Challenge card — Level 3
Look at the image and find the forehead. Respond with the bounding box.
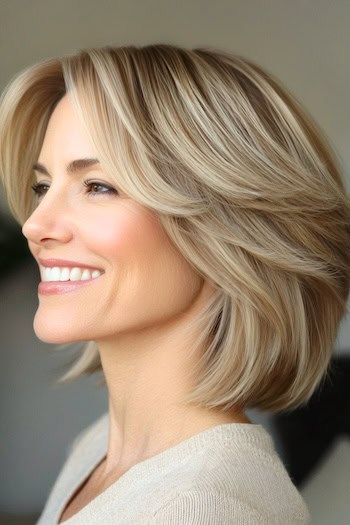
[47,94,77,129]
[39,94,98,161]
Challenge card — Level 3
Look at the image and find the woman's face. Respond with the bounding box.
[22,94,206,344]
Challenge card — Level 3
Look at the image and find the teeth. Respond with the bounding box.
[41,266,102,282]
[51,267,61,281]
[81,269,91,280]
[60,268,70,281]
[70,268,83,281]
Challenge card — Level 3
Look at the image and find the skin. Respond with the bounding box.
[22,95,251,513]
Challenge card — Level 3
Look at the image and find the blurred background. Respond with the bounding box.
[1,1,349,524]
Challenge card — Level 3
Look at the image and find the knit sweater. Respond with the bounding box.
[36,412,311,524]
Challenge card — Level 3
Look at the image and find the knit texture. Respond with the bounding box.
[36,412,311,524]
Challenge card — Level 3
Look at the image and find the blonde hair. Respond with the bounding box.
[1,44,349,413]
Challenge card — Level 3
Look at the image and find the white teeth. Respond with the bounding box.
[41,266,102,282]
[51,267,61,281]
[70,268,83,281]
[60,268,70,281]
[81,269,91,280]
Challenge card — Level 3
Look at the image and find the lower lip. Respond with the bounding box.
[38,276,102,295]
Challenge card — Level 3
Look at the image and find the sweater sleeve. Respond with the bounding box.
[141,490,311,525]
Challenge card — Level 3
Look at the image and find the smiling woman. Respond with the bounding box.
[0,44,349,524]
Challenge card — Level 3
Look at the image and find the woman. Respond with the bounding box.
[1,44,349,524]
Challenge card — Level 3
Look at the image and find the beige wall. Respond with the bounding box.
[1,1,349,522]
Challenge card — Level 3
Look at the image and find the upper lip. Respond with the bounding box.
[38,258,104,272]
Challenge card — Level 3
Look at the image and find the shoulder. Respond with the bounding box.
[144,489,311,524]
[197,425,311,523]
[143,424,311,524]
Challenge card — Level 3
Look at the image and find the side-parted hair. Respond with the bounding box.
[1,44,349,413]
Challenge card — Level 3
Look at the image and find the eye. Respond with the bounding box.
[31,182,49,198]
[30,180,118,199]
[83,180,118,196]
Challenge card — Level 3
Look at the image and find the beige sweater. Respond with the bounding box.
[36,412,311,524]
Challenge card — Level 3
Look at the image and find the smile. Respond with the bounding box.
[40,266,103,282]
[38,271,103,295]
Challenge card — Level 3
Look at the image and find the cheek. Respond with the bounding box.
[84,205,167,262]
[84,204,202,310]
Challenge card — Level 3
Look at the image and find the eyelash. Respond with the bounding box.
[31,180,118,198]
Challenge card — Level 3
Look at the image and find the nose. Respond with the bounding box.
[22,193,73,247]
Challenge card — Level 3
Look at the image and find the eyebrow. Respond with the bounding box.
[32,158,100,176]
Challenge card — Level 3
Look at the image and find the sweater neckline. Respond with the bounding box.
[56,417,272,524]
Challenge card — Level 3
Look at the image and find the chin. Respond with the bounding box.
[33,308,90,344]
[34,330,75,345]
[33,316,82,345]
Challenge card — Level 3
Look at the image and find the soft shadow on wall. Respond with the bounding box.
[0,212,31,276]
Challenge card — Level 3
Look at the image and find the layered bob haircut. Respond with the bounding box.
[1,44,350,413]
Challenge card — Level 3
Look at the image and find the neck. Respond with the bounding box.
[95,315,249,480]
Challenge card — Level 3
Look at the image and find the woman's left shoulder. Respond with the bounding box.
[190,425,311,523]
[138,425,312,524]
[140,489,311,524]
[149,424,312,524]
